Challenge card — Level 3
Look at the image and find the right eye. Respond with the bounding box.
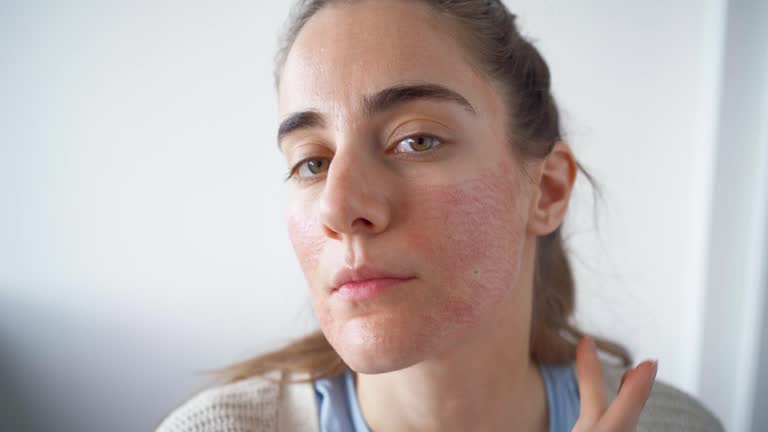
[286,158,331,182]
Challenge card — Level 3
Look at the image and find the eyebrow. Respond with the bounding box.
[362,83,476,117]
[277,111,326,149]
[277,83,476,150]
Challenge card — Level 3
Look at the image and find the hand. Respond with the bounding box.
[572,336,657,432]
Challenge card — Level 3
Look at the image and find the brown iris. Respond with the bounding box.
[403,136,437,152]
[307,159,327,174]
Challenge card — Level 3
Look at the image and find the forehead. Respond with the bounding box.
[278,0,496,119]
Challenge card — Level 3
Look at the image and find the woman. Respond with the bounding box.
[156,1,724,431]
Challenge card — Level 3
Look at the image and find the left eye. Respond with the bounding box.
[393,135,442,153]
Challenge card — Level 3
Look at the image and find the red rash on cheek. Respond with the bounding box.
[286,214,323,272]
[405,173,527,335]
[286,213,335,337]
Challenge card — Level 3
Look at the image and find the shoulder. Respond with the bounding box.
[154,370,287,432]
[601,362,725,432]
[154,371,282,432]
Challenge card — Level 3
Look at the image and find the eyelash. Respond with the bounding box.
[283,134,445,184]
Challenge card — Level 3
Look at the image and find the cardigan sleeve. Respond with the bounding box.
[154,372,282,432]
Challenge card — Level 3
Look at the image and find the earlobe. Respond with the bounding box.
[527,141,577,236]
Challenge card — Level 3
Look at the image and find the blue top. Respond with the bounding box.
[313,364,580,432]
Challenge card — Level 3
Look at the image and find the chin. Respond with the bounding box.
[322,315,436,374]
[336,345,421,374]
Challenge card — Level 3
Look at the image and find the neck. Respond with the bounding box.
[355,314,548,432]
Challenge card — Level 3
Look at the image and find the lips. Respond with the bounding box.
[331,264,415,292]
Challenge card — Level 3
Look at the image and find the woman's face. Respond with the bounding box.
[278,0,536,373]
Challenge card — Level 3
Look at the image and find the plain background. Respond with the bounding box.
[1,0,767,431]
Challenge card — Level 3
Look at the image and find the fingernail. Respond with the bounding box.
[648,360,658,382]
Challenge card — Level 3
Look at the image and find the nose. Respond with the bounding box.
[318,150,392,240]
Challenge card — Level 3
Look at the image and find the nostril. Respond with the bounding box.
[351,217,375,231]
[353,218,372,227]
[324,218,373,239]
[322,224,340,239]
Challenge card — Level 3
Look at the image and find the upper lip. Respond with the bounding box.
[331,264,414,292]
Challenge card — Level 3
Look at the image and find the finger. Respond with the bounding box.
[597,360,658,431]
[573,336,608,429]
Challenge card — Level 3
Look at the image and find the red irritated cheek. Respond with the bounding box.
[404,174,522,266]
[286,214,324,273]
[402,173,525,319]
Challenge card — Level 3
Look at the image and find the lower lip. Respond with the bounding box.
[332,277,413,301]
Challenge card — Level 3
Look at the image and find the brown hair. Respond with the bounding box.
[209,0,631,385]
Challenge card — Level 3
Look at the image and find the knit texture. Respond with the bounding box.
[156,373,280,432]
[155,363,724,432]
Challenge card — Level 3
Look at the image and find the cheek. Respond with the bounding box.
[287,212,336,333]
[406,173,527,324]
[286,213,324,274]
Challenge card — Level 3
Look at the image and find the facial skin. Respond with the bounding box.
[277,1,577,431]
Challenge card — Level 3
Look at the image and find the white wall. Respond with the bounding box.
[1,1,763,431]
[751,209,768,432]
[697,0,768,431]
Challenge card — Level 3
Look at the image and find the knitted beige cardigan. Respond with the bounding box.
[155,363,724,432]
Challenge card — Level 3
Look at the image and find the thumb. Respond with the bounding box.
[573,336,608,431]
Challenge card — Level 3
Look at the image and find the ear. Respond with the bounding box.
[526,141,578,236]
